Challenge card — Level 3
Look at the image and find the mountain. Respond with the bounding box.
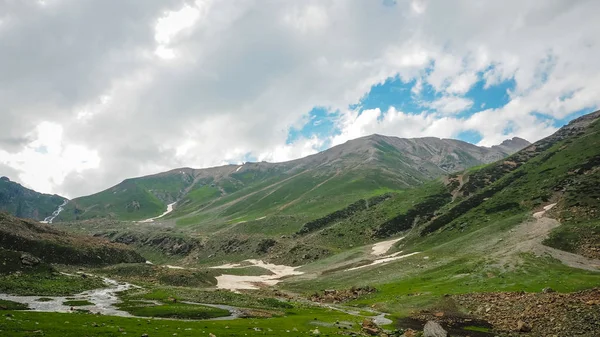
[56,135,529,225]
[0,176,67,221]
[78,110,599,267]
[279,109,600,261]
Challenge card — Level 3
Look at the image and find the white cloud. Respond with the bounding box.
[0,122,100,196]
[446,72,478,94]
[426,96,474,114]
[0,0,598,197]
[258,137,324,163]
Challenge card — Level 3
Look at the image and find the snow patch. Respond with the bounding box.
[138,202,176,223]
[371,237,404,256]
[211,259,303,292]
[533,203,557,219]
[346,252,420,271]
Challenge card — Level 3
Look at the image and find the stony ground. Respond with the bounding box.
[454,288,600,336]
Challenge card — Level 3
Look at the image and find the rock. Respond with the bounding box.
[361,319,380,335]
[542,287,556,293]
[20,253,41,266]
[401,329,416,337]
[423,321,447,337]
[517,320,532,332]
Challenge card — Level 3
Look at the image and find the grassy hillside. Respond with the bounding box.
[277,111,600,334]
[57,135,525,226]
[0,177,66,221]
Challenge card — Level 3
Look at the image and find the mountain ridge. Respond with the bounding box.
[56,134,529,224]
[0,177,67,221]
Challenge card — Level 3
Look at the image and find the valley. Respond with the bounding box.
[1,111,600,336]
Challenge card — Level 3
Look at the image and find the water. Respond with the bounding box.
[40,200,68,224]
[0,274,243,320]
[0,275,137,316]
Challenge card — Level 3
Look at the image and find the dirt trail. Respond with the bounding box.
[494,204,600,272]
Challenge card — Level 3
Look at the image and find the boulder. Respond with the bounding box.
[20,253,41,266]
[361,319,380,335]
[423,321,447,337]
[517,320,532,332]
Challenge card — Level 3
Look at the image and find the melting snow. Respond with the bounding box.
[138,202,176,223]
[346,252,420,271]
[533,203,557,219]
[371,237,404,256]
[211,259,303,292]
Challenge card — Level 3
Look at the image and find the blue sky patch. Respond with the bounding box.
[287,107,338,144]
[287,72,594,147]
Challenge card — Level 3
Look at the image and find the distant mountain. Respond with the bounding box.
[490,136,531,154]
[57,135,529,225]
[0,177,67,221]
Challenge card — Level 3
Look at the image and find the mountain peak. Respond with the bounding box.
[492,137,531,155]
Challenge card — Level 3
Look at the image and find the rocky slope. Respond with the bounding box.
[56,135,528,224]
[0,212,145,266]
[0,177,67,221]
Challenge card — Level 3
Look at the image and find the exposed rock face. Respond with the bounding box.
[100,231,201,256]
[423,321,448,337]
[491,137,531,154]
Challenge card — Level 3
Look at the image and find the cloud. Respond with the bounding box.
[425,96,474,114]
[0,122,100,196]
[0,0,598,197]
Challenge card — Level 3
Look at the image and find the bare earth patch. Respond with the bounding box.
[493,204,600,272]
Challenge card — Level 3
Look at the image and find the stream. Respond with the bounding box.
[0,274,242,320]
[0,276,137,316]
[40,199,68,224]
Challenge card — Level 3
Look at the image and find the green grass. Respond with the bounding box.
[0,271,105,296]
[117,300,229,319]
[36,298,54,302]
[0,299,28,310]
[0,178,66,221]
[0,307,364,337]
[122,288,294,310]
[98,263,218,287]
[58,172,195,221]
[62,300,94,307]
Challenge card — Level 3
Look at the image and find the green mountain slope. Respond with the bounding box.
[279,110,600,325]
[57,135,527,225]
[0,177,67,221]
[283,110,600,258]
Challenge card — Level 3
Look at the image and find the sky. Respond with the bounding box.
[0,0,599,198]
